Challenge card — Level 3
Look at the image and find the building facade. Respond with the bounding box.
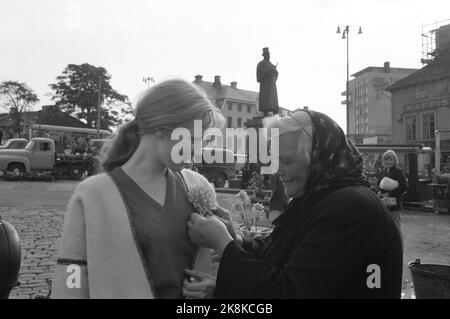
[0,105,89,143]
[193,75,291,129]
[193,75,259,130]
[345,62,418,144]
[387,48,450,168]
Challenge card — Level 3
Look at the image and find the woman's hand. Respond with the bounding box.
[211,206,237,240]
[188,213,233,256]
[183,269,216,299]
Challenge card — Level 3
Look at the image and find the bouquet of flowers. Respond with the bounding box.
[226,190,270,234]
[185,177,218,277]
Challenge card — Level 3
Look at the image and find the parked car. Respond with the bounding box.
[0,138,28,150]
[0,138,94,180]
[193,148,239,188]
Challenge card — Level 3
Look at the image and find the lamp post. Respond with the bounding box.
[96,77,101,139]
[336,25,363,137]
[142,76,155,88]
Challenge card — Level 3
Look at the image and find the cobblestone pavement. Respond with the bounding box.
[1,207,65,299]
[0,179,78,299]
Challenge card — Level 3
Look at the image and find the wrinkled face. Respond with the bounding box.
[276,131,312,198]
[383,155,395,169]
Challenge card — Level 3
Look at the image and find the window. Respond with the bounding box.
[247,104,251,113]
[228,117,233,128]
[423,113,435,140]
[37,142,50,152]
[405,115,417,141]
[228,102,232,111]
[238,104,242,112]
[9,141,20,148]
[237,118,242,127]
[365,106,368,114]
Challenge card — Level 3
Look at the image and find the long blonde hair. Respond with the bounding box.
[101,78,224,172]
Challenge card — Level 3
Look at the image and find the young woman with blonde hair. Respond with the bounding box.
[52,78,224,298]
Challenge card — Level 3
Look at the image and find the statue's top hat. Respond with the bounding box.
[262,47,270,56]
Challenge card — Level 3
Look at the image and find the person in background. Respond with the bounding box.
[376,149,408,227]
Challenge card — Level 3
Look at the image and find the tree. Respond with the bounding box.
[50,63,132,130]
[0,81,40,137]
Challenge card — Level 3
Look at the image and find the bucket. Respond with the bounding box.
[408,259,450,299]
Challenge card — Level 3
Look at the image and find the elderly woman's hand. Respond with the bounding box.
[188,213,233,256]
[211,206,237,240]
[183,269,216,299]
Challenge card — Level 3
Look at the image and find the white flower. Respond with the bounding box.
[187,183,216,216]
[252,203,265,215]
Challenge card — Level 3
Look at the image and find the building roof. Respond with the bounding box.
[193,79,258,106]
[351,66,418,78]
[0,106,90,128]
[386,49,450,91]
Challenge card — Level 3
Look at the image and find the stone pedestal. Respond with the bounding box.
[241,116,265,188]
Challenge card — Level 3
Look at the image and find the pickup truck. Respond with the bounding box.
[0,138,28,150]
[0,138,94,180]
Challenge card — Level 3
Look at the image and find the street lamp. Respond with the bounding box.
[96,77,101,138]
[143,76,155,88]
[336,25,363,137]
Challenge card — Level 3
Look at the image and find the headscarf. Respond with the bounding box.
[266,110,370,249]
[272,109,370,227]
[301,109,370,201]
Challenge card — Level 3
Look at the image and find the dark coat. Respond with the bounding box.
[376,166,408,210]
[256,59,279,114]
[215,185,403,298]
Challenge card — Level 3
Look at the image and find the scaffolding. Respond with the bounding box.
[421,19,450,65]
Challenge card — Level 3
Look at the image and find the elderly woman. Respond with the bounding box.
[376,150,408,226]
[186,109,403,298]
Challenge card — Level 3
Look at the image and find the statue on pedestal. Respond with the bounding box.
[257,47,279,116]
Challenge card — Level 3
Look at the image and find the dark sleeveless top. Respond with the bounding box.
[109,167,195,298]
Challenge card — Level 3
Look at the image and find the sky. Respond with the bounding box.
[1,0,450,131]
